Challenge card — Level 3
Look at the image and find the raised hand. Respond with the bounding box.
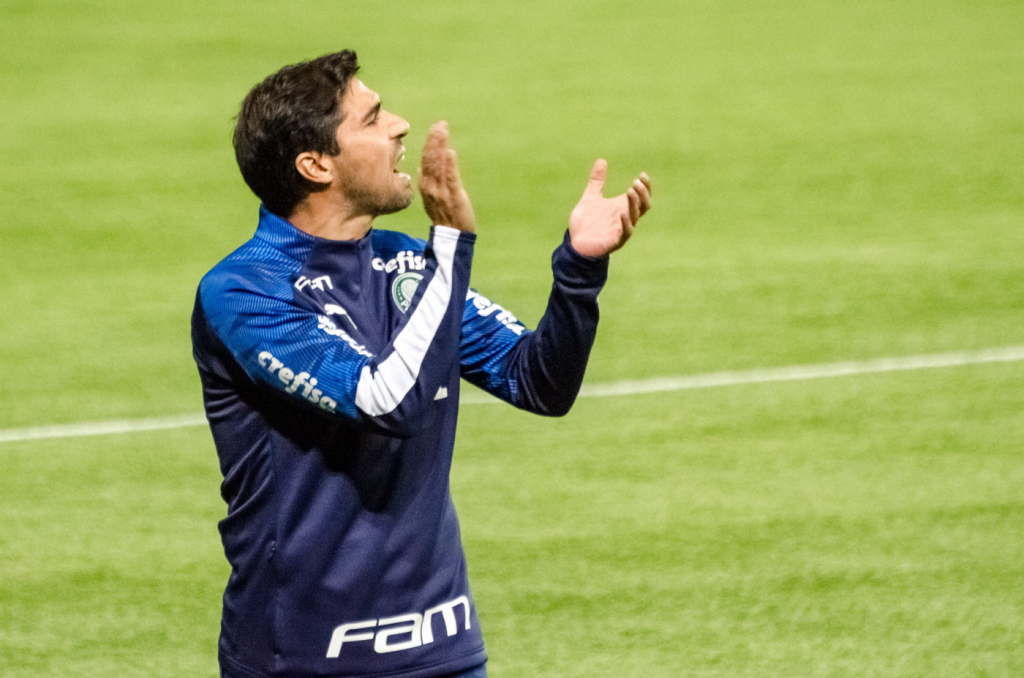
[418,121,476,233]
[569,159,651,257]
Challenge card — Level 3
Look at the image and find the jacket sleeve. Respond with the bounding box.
[198,226,474,436]
[460,231,608,416]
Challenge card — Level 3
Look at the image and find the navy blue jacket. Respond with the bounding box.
[191,206,607,678]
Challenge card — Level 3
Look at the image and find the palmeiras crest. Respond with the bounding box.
[391,272,423,313]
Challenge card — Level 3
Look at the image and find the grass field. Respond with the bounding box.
[2,1,1023,676]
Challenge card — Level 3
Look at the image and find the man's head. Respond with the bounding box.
[233,50,412,219]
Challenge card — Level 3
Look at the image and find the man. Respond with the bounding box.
[192,50,651,678]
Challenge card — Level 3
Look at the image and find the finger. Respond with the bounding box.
[584,158,607,197]
[633,178,651,217]
[416,163,430,192]
[627,187,640,226]
[420,122,449,181]
[426,120,449,147]
[437,144,450,197]
[431,132,451,193]
[417,164,439,197]
[639,172,651,195]
[619,210,634,245]
[446,148,463,194]
[421,125,443,169]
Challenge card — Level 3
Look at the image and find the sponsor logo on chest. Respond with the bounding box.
[371,250,426,275]
[294,275,333,292]
[391,272,423,313]
[373,251,427,314]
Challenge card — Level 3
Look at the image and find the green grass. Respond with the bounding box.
[459,364,1024,677]
[1,0,1023,676]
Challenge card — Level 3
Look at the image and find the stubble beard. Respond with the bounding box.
[369,186,414,217]
[340,168,413,219]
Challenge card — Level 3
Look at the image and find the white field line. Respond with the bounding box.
[0,413,209,444]
[2,345,1023,444]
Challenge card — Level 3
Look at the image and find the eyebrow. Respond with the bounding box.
[363,100,381,124]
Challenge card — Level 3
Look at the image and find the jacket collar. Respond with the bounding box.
[253,205,372,261]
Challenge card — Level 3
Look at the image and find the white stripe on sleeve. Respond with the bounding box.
[354,227,460,417]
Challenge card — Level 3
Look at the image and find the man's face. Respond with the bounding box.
[327,78,412,217]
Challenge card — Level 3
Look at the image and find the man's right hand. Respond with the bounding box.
[569,159,652,257]
[418,121,476,234]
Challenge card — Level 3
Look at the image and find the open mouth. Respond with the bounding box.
[393,147,408,178]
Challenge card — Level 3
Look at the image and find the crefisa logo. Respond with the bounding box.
[257,351,337,412]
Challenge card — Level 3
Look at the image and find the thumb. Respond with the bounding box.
[584,158,607,197]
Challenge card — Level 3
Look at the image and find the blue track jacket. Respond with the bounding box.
[191,206,608,678]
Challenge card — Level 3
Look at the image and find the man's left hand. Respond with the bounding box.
[569,159,652,257]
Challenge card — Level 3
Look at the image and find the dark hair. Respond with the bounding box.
[233,50,360,217]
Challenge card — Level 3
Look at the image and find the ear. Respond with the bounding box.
[295,151,334,185]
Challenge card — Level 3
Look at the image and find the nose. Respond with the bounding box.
[392,115,410,140]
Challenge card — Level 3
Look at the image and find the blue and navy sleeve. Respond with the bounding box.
[460,231,608,416]
[198,226,474,437]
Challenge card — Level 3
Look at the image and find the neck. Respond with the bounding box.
[287,192,373,241]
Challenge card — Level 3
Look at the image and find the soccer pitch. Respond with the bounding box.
[2,1,1023,676]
